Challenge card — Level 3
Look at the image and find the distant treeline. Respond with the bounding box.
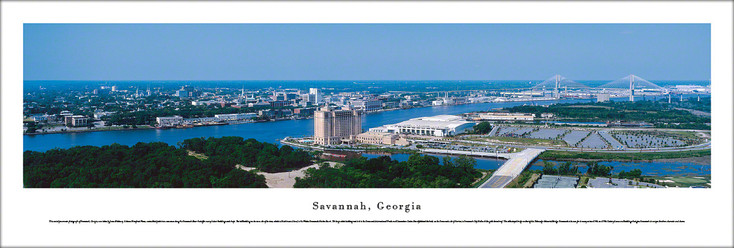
[507,100,710,129]
[294,154,482,188]
[23,137,313,188]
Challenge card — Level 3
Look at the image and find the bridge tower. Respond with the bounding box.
[554,75,561,98]
[629,75,635,102]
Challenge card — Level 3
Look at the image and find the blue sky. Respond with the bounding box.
[24,24,710,81]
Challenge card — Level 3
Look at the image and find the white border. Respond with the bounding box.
[2,1,732,247]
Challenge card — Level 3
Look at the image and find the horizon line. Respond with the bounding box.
[23,79,712,82]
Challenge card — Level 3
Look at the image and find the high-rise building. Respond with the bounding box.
[302,93,316,105]
[309,88,322,104]
[313,106,363,145]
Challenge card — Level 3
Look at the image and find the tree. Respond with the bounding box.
[294,154,481,188]
[618,169,642,179]
[24,139,270,188]
[472,122,492,134]
[586,161,613,177]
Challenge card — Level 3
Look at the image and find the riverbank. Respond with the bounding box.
[20,106,418,136]
[19,97,551,137]
[24,125,155,135]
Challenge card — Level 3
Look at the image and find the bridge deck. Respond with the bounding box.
[480,148,545,188]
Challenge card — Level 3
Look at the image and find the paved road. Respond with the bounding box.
[480,148,545,188]
[483,176,514,188]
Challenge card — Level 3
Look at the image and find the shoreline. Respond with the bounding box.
[24,125,155,135]
[18,99,550,136]
[23,117,295,136]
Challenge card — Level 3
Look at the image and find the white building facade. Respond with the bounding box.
[156,116,184,127]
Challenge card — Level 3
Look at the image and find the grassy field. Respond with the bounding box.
[538,149,710,161]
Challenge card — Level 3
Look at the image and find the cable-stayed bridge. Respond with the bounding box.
[598,74,666,101]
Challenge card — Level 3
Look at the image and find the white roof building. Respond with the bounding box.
[369,115,474,137]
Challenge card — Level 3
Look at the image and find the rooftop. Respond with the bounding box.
[390,115,473,129]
